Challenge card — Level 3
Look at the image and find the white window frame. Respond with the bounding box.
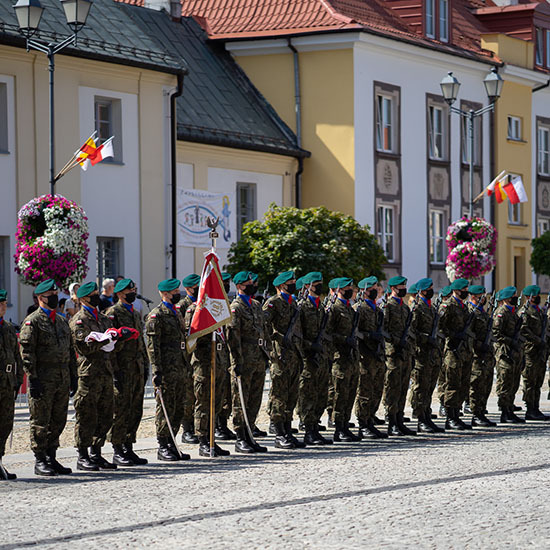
[428,105,445,160]
[376,94,394,153]
[536,28,544,66]
[507,116,522,141]
[236,182,257,237]
[439,0,449,42]
[425,0,435,38]
[508,202,521,225]
[429,209,446,264]
[94,96,122,162]
[96,237,123,285]
[538,126,550,176]
[538,218,550,236]
[377,205,395,262]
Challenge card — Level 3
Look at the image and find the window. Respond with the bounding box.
[0,84,7,153]
[508,202,521,225]
[507,116,522,141]
[538,218,550,236]
[429,210,445,264]
[536,28,544,66]
[538,127,550,175]
[439,0,449,42]
[94,96,122,162]
[461,116,481,165]
[236,183,257,237]
[428,105,445,160]
[547,30,550,69]
[425,0,435,38]
[96,237,123,284]
[376,95,393,153]
[0,237,8,292]
[377,205,395,262]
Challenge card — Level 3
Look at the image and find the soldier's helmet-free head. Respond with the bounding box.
[358,276,378,290]
[407,283,418,295]
[439,286,452,298]
[35,279,58,296]
[416,278,433,292]
[296,277,304,292]
[522,285,541,297]
[496,286,517,302]
[182,274,200,296]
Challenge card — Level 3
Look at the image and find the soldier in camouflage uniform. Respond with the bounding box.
[263,271,305,449]
[325,285,337,428]
[105,278,149,466]
[354,276,387,439]
[436,286,452,418]
[0,289,23,480]
[178,273,200,445]
[227,271,269,453]
[520,285,549,421]
[145,278,191,461]
[383,276,416,436]
[325,277,360,442]
[492,286,525,423]
[410,278,445,433]
[466,286,496,427]
[20,279,77,476]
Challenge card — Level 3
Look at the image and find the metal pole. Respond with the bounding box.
[209,331,216,458]
[48,46,55,197]
[468,109,474,218]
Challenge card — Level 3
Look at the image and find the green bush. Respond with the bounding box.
[530,231,550,276]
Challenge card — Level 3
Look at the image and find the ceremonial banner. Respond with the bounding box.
[177,188,235,248]
[187,251,232,353]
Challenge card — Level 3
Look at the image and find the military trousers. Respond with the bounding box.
[298,355,327,426]
[331,354,358,425]
[437,364,446,405]
[458,353,474,407]
[469,355,494,416]
[231,363,261,431]
[193,357,227,438]
[522,353,547,409]
[496,353,522,410]
[410,351,440,416]
[0,376,16,457]
[248,362,267,427]
[155,370,185,441]
[74,371,113,449]
[108,362,145,445]
[355,354,385,424]
[181,363,195,431]
[442,348,471,409]
[219,367,232,422]
[326,360,335,418]
[314,360,331,423]
[384,353,409,416]
[29,368,70,454]
[268,352,301,424]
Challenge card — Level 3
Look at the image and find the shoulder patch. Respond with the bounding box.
[231,309,236,313]
[267,303,274,308]
[108,315,115,319]
[497,314,503,318]
[175,304,181,310]
[150,314,157,319]
[25,321,31,325]
[76,319,83,325]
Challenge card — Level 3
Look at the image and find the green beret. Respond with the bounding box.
[358,276,378,289]
[250,272,258,282]
[157,278,180,292]
[273,271,295,287]
[303,271,323,285]
[114,278,134,293]
[182,274,200,287]
[450,278,469,291]
[388,275,407,287]
[221,272,232,282]
[296,277,304,291]
[233,271,252,285]
[416,278,433,291]
[497,286,517,301]
[77,281,98,298]
[328,278,339,289]
[408,284,418,294]
[468,285,486,295]
[329,277,353,289]
[522,284,541,296]
[35,279,58,295]
[0,289,7,302]
[439,286,452,297]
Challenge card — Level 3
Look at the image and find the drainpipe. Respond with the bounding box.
[489,107,496,292]
[170,70,185,278]
[533,80,550,93]
[288,39,303,208]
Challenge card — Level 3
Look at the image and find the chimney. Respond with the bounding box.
[491,0,519,6]
[144,0,181,19]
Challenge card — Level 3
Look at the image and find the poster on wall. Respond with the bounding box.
[177,188,236,248]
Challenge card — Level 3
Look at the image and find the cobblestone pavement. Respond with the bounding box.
[2,396,550,549]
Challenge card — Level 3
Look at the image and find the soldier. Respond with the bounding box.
[436,285,452,418]
[520,285,549,421]
[178,273,200,445]
[227,271,269,453]
[145,278,191,461]
[0,289,23,480]
[20,279,77,476]
[467,285,496,427]
[105,278,149,465]
[263,271,305,449]
[409,278,444,433]
[492,286,525,423]
[324,281,338,428]
[354,276,387,439]
[383,275,416,436]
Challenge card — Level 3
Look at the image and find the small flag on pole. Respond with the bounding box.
[502,175,528,204]
[90,137,115,166]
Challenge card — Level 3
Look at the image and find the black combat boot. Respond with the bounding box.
[274,422,295,449]
[123,443,148,465]
[317,423,327,431]
[396,412,417,436]
[471,413,496,427]
[0,459,16,480]
[372,415,385,425]
[46,448,72,474]
[34,452,57,476]
[423,410,445,433]
[285,421,306,447]
[181,423,199,444]
[445,408,467,430]
[525,406,550,421]
[76,447,99,471]
[245,430,267,453]
[89,445,117,470]
[269,421,277,434]
[215,443,231,456]
[502,407,525,424]
[215,416,237,440]
[327,417,335,428]
[157,438,179,461]
[112,444,135,466]
[333,422,357,442]
[359,418,388,439]
[314,424,333,444]
[463,402,472,414]
[198,436,212,457]
[168,440,190,460]
[387,414,405,436]
[252,425,267,438]
[304,425,324,446]
[235,428,256,453]
[417,412,436,434]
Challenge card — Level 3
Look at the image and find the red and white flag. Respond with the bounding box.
[90,137,114,166]
[502,175,528,204]
[187,251,232,353]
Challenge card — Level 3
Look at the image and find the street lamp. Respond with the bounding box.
[440,67,504,217]
[13,0,93,196]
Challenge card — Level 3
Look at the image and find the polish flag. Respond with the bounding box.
[90,137,114,166]
[486,171,508,203]
[502,175,528,204]
[187,251,232,353]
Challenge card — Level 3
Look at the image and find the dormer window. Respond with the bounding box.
[425,0,449,42]
[426,0,435,38]
[439,0,449,42]
[536,27,543,66]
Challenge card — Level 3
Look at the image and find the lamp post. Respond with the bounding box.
[14,0,93,196]
[440,67,504,218]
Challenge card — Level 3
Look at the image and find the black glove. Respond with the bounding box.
[28,377,43,399]
[310,341,323,354]
[152,372,162,387]
[114,371,124,393]
[69,375,78,398]
[234,364,243,377]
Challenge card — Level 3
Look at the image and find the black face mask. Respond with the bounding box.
[125,292,136,304]
[170,293,181,305]
[88,294,100,308]
[224,283,231,294]
[342,289,353,300]
[46,294,59,309]
[533,295,541,305]
[285,283,296,295]
[312,283,323,296]
[243,284,256,296]
[397,288,407,298]
[509,296,518,306]
[368,288,378,301]
[252,284,259,295]
[424,289,434,300]
[459,290,469,300]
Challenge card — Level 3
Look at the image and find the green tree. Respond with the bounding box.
[226,204,386,290]
[530,231,550,276]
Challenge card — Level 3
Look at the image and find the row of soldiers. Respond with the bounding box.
[0,270,548,479]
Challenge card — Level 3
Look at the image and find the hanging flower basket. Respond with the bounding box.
[445,216,497,281]
[14,194,89,288]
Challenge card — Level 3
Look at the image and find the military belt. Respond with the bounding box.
[243,337,264,347]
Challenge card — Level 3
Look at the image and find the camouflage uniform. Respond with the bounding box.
[0,319,23,458]
[520,304,546,410]
[70,308,116,449]
[177,295,196,433]
[20,309,76,453]
[145,302,188,440]
[492,304,523,410]
[263,294,302,425]
[105,301,148,446]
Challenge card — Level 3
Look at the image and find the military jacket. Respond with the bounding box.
[300,296,324,353]
[412,298,436,354]
[468,302,493,357]
[439,296,469,348]
[20,308,76,379]
[105,301,147,367]
[520,304,545,355]
[177,295,195,314]
[354,299,380,357]
[492,303,522,362]
[0,320,23,388]
[145,302,187,376]
[383,296,411,356]
[70,307,116,377]
[326,298,354,360]
[228,295,268,367]
[263,294,302,359]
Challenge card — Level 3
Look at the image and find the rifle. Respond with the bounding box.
[510,297,527,354]
[450,299,477,354]
[371,294,389,360]
[279,287,309,361]
[428,295,443,347]
[479,291,496,355]
[347,289,365,357]
[311,287,338,364]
